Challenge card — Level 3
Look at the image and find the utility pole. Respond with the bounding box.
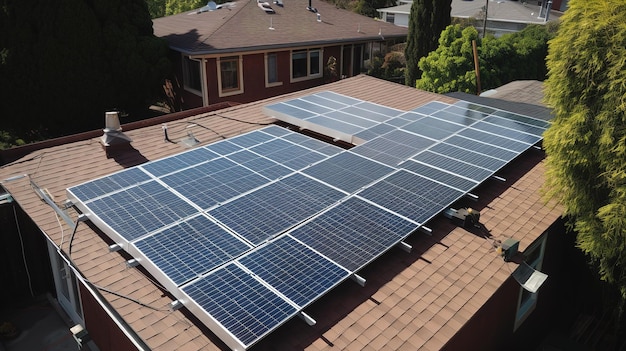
[482,0,489,38]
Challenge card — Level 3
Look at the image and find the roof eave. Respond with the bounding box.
[170,34,407,56]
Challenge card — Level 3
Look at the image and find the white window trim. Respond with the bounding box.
[265,53,283,88]
[182,54,203,97]
[514,234,547,331]
[290,48,323,83]
[217,56,244,98]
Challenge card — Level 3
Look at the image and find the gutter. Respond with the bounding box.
[173,34,408,56]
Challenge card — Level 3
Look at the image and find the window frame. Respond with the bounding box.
[217,55,244,97]
[290,48,323,83]
[514,234,547,330]
[182,55,202,96]
[265,52,282,87]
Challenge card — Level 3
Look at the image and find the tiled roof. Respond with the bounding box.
[0,75,561,350]
[152,0,408,54]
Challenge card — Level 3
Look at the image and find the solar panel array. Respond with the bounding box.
[68,92,549,350]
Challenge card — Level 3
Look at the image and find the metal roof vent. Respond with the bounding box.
[101,111,132,158]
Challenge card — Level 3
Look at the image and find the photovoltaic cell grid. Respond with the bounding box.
[263,91,404,144]
[239,235,349,307]
[302,152,394,193]
[209,173,346,246]
[134,214,251,286]
[182,263,298,348]
[289,197,418,272]
[357,170,465,224]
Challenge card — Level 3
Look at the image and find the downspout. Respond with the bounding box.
[201,58,209,107]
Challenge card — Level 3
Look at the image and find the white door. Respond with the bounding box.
[47,241,85,325]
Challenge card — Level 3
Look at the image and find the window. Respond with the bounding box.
[265,53,281,87]
[291,48,322,81]
[386,13,395,24]
[218,56,243,97]
[514,234,547,330]
[182,55,202,93]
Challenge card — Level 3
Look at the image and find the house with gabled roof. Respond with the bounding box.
[1,75,600,351]
[152,0,407,109]
[378,0,562,36]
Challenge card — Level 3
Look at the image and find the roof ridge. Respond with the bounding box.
[195,0,250,51]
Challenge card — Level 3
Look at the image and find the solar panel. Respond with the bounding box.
[182,263,297,350]
[228,130,275,148]
[458,128,531,153]
[239,235,349,307]
[302,151,394,193]
[351,130,436,166]
[402,117,465,140]
[443,135,518,162]
[205,140,243,156]
[209,173,345,245]
[162,158,269,210]
[471,120,542,145]
[68,168,151,201]
[323,110,379,128]
[86,181,198,242]
[483,115,547,136]
[285,98,335,115]
[290,197,418,272]
[133,214,251,286]
[339,106,394,123]
[400,159,479,192]
[250,139,327,170]
[357,170,465,224]
[429,142,507,171]
[300,94,348,109]
[260,125,292,137]
[142,147,218,177]
[410,150,494,182]
[432,110,481,126]
[226,150,293,180]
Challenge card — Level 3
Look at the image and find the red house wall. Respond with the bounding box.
[175,44,357,108]
[80,284,140,351]
[442,220,571,351]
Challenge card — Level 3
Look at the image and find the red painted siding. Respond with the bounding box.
[173,43,372,109]
[80,284,139,351]
[442,220,571,351]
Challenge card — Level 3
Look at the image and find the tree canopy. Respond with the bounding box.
[146,0,206,18]
[404,0,452,86]
[543,0,626,315]
[416,23,555,94]
[0,0,170,141]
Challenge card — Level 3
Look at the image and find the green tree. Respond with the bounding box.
[416,24,555,94]
[543,0,626,318]
[145,0,207,18]
[404,0,451,87]
[416,24,479,93]
[0,0,170,139]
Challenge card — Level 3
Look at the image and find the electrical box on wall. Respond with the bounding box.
[501,238,519,262]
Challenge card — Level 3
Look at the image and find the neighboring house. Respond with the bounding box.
[152,0,407,109]
[378,0,563,36]
[1,75,596,351]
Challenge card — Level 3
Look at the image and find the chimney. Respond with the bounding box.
[101,111,132,158]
